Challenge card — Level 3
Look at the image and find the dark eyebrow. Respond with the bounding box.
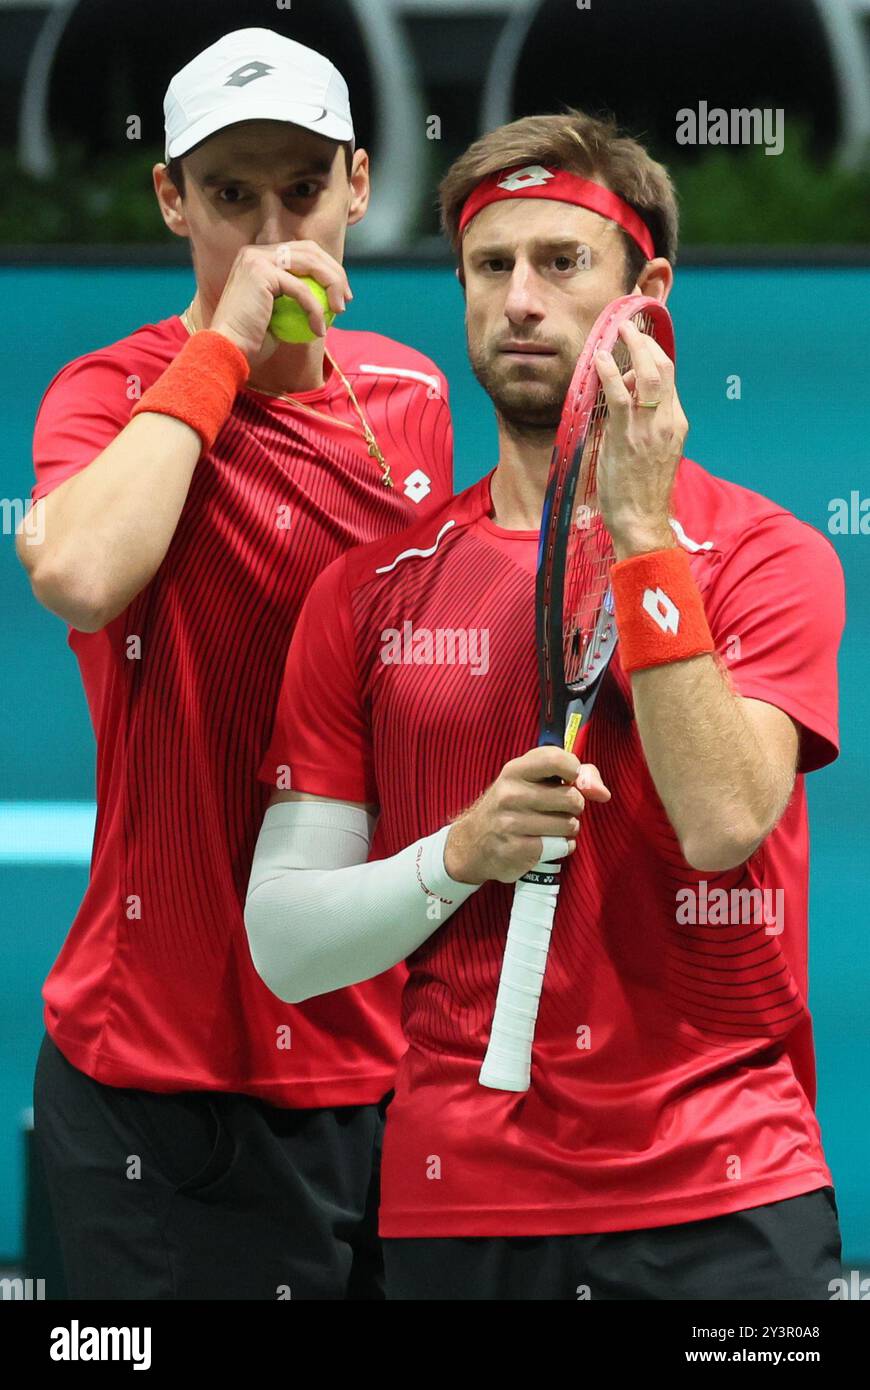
[470,237,593,259]
[200,158,334,187]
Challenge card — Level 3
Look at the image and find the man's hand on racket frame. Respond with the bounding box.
[443,749,611,886]
[594,319,689,560]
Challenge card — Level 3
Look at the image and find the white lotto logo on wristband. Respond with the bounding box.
[642,586,681,634]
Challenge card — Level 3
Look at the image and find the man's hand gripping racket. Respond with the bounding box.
[478,294,676,1092]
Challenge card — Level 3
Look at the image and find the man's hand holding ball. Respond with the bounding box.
[209,241,350,371]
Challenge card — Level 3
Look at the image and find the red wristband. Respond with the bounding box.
[610,546,714,674]
[130,330,250,453]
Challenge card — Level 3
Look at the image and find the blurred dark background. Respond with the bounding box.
[3,0,870,254]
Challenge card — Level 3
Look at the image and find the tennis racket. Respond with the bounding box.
[478,293,676,1093]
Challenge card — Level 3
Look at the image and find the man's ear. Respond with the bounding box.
[152,163,190,239]
[347,148,370,225]
[634,257,673,303]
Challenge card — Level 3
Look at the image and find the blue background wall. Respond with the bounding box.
[2,264,868,1261]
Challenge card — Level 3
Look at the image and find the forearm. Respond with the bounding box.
[631,654,792,869]
[20,412,201,630]
[244,801,479,1003]
[592,323,804,874]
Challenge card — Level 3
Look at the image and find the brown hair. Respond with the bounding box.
[439,108,678,286]
[165,140,354,198]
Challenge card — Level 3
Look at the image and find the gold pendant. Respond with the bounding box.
[368,439,393,487]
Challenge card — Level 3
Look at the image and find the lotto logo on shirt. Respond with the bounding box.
[379,621,490,675]
[403,469,432,504]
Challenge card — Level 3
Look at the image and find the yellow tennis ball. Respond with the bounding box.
[269,278,336,343]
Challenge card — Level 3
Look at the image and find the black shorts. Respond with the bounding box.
[33,1031,387,1300]
[383,1187,843,1301]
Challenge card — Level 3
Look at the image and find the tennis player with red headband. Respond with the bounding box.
[18,29,452,1300]
[245,109,845,1301]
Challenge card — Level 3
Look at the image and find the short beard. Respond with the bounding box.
[468,341,574,438]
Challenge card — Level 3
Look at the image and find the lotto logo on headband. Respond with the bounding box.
[497,166,553,192]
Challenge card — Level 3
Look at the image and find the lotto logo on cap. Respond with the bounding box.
[164,27,354,161]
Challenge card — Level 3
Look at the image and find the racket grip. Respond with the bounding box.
[478,860,562,1092]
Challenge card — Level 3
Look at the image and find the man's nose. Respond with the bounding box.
[503,262,545,324]
[254,195,297,247]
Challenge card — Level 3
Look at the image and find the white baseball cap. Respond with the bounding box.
[164,28,354,162]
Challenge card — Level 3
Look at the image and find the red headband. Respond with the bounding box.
[458,164,655,261]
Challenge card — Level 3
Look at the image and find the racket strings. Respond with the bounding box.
[563,503,611,687]
[561,311,651,688]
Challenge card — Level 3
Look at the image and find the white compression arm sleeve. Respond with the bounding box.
[244,800,480,1003]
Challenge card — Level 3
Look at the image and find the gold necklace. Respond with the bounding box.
[180,306,392,487]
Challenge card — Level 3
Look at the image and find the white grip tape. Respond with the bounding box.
[539,835,571,862]
[478,860,563,1092]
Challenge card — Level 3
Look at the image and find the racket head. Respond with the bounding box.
[536,294,676,747]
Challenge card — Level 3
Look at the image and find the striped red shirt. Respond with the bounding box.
[263,463,844,1234]
[32,314,452,1105]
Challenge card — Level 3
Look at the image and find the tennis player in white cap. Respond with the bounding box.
[22,28,453,1300]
